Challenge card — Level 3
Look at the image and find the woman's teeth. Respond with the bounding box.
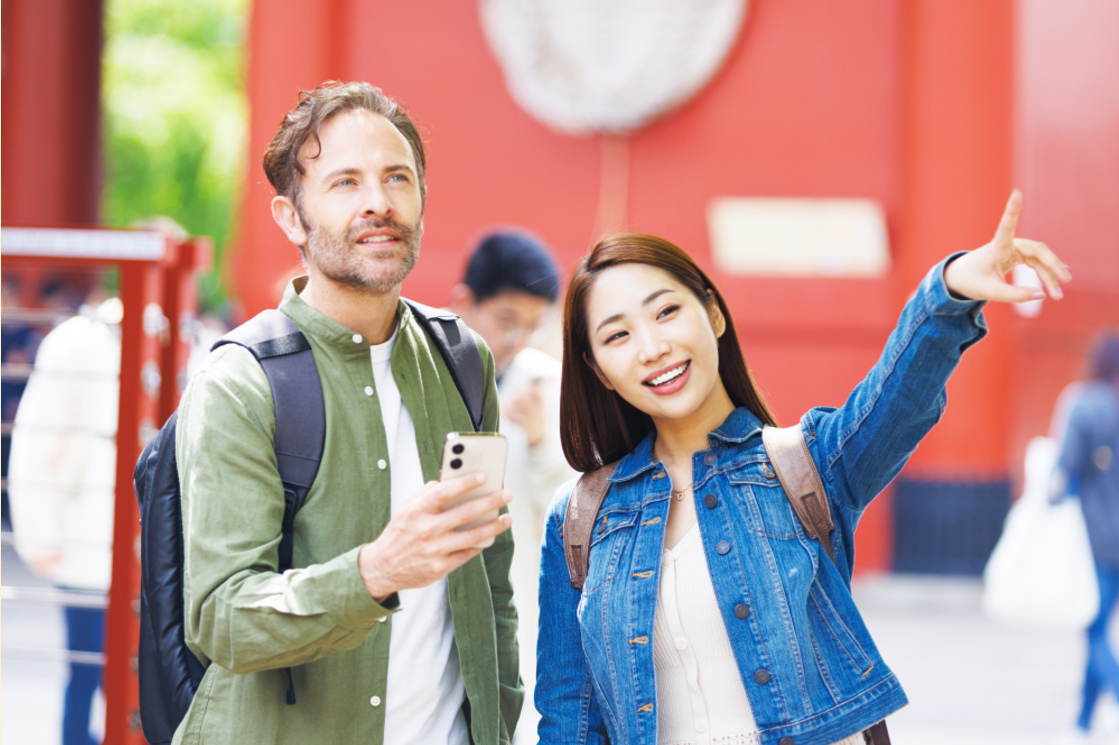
[647,362,688,387]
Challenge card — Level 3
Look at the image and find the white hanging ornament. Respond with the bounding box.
[480,0,749,136]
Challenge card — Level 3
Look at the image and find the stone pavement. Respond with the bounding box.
[3,543,1116,744]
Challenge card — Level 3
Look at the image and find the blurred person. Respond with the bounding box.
[1054,332,1119,742]
[173,81,520,744]
[536,192,1070,745]
[448,230,576,743]
[8,293,124,745]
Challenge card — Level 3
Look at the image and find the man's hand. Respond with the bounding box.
[944,190,1072,303]
[357,472,513,603]
[505,380,547,447]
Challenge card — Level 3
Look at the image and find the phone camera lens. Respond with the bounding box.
[450,458,463,469]
[452,443,465,455]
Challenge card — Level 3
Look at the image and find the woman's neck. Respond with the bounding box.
[651,385,736,468]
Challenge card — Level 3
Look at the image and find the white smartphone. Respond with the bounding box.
[438,432,508,548]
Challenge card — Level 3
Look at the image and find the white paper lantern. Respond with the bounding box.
[480,0,749,136]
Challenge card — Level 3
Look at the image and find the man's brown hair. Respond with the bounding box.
[559,233,777,472]
[262,81,426,209]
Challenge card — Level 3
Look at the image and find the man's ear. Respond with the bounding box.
[583,351,614,391]
[271,195,309,248]
[707,290,727,339]
[448,284,474,315]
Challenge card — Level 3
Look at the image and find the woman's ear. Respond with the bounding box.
[583,351,615,391]
[707,290,727,339]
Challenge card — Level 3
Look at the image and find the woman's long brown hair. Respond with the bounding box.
[560,233,776,473]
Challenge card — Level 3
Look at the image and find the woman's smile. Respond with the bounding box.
[643,360,691,394]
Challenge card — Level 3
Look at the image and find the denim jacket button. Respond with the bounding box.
[716,540,731,555]
[704,493,718,509]
[704,452,717,466]
[734,603,750,619]
[779,738,794,745]
[754,669,771,685]
[762,464,776,480]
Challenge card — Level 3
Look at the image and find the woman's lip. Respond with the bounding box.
[645,361,691,395]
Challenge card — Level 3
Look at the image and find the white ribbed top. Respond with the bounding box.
[653,525,866,745]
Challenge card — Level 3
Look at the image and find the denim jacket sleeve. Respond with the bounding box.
[536,481,610,745]
[804,255,987,550]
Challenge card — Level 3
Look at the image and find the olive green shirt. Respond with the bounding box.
[173,280,522,744]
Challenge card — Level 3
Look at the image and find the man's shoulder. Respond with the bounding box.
[181,343,273,416]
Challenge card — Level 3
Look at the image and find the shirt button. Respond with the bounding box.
[762,464,776,480]
[755,669,771,685]
[377,459,387,470]
[734,603,751,619]
[369,695,382,707]
[378,616,387,624]
[674,637,687,651]
[696,719,708,733]
[364,386,374,396]
[704,493,718,509]
[703,452,717,466]
[716,540,731,555]
[352,334,363,344]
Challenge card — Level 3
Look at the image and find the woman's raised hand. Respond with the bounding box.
[943,190,1072,303]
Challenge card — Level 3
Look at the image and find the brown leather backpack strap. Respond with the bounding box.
[864,720,891,744]
[762,425,836,564]
[563,462,619,590]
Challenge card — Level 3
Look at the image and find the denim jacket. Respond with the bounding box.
[536,257,987,745]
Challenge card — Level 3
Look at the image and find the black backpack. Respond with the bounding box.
[133,300,485,745]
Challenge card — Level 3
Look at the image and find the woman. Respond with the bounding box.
[535,191,1069,745]
[1056,333,1119,741]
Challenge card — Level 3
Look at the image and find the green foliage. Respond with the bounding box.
[101,0,249,311]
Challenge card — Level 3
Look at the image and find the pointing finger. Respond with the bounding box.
[993,189,1023,246]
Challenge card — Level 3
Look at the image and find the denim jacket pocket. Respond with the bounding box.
[582,508,640,594]
[726,463,803,539]
[806,582,877,699]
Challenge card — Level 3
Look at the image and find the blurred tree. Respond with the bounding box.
[101,0,249,312]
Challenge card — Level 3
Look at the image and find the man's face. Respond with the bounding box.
[278,109,424,293]
[456,290,553,373]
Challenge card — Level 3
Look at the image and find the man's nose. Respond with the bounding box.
[361,183,394,219]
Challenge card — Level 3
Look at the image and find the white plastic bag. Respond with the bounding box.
[982,436,1100,629]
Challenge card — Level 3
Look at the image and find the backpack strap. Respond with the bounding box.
[213,309,325,706]
[403,299,486,432]
[563,462,619,590]
[762,425,836,564]
[214,310,325,572]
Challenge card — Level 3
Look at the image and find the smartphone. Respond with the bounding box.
[438,432,508,548]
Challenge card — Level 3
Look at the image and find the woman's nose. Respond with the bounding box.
[637,336,671,365]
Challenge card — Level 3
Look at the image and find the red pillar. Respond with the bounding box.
[1,0,104,227]
[228,0,349,319]
[897,0,1016,478]
[103,260,165,745]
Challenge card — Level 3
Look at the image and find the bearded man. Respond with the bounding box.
[172,81,522,744]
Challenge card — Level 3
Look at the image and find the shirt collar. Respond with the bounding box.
[279,276,409,350]
[608,406,765,483]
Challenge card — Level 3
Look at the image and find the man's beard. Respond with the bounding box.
[300,211,422,293]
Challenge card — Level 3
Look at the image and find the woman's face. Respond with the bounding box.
[585,262,733,429]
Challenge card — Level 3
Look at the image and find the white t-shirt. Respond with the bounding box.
[373,327,469,745]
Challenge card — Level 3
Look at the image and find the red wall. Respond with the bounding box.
[232,0,1119,571]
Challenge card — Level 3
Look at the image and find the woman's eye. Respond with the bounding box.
[657,304,680,320]
[604,330,628,344]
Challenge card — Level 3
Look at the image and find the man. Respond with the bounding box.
[174,82,521,744]
[448,231,576,744]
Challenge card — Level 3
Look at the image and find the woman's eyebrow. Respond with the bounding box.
[594,288,675,334]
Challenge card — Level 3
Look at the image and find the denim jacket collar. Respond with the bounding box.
[609,407,766,484]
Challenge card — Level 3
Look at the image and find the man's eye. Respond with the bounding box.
[335,178,356,187]
[389,173,409,183]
